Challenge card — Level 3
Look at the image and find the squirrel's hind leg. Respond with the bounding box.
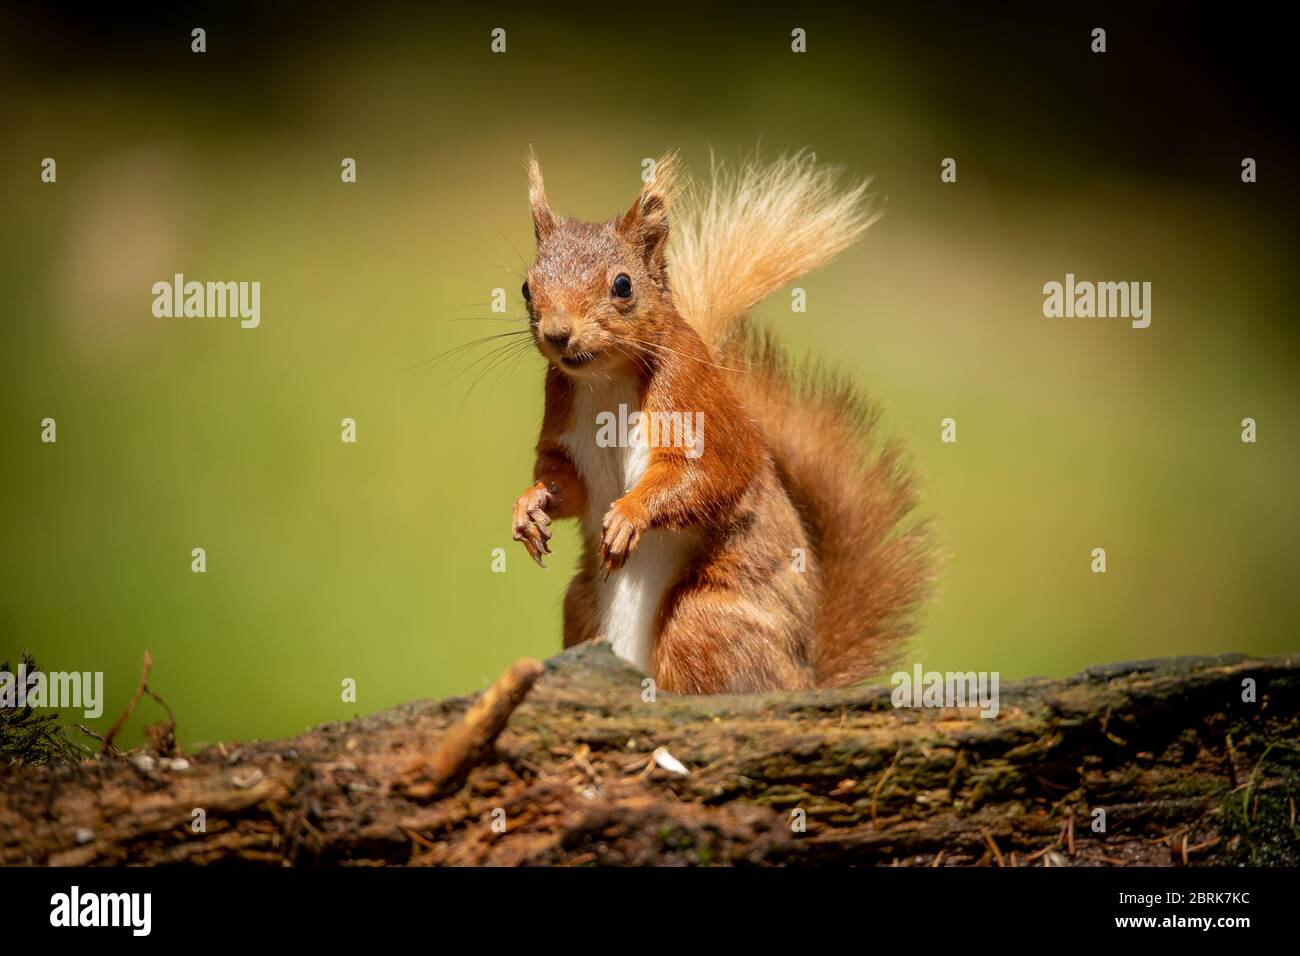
[652,568,815,694]
[562,559,601,649]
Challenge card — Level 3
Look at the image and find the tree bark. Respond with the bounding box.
[2,645,1297,866]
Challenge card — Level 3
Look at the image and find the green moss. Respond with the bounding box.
[1,652,89,766]
[1217,736,1300,866]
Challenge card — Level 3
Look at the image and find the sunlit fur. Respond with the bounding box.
[512,149,933,693]
[671,150,881,353]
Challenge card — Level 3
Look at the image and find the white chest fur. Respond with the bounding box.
[560,379,691,674]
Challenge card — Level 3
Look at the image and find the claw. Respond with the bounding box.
[512,484,559,569]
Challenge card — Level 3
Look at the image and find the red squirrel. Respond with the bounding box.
[511,150,932,694]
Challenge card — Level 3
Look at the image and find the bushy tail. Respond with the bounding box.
[731,331,933,686]
[670,150,880,354]
[671,153,934,687]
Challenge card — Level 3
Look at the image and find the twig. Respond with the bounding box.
[77,724,105,744]
[570,743,602,788]
[142,683,178,755]
[981,828,1006,867]
[401,657,543,800]
[1186,836,1220,856]
[101,651,152,754]
[403,827,438,851]
[871,747,902,827]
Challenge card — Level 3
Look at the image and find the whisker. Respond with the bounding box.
[447,316,530,324]
[610,343,654,380]
[497,227,528,269]
[441,336,534,386]
[485,340,540,400]
[459,340,536,411]
[400,330,531,374]
[609,332,749,374]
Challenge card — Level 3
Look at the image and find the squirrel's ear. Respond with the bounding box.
[617,152,679,272]
[527,149,557,242]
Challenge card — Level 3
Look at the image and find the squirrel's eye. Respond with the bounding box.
[612,273,633,299]
[521,281,531,302]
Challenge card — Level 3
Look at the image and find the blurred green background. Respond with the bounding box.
[2,5,1296,749]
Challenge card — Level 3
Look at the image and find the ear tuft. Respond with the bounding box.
[526,147,557,242]
[618,151,681,270]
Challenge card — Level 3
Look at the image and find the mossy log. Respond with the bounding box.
[2,645,1297,866]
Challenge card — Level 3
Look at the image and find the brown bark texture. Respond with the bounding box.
[2,644,1297,867]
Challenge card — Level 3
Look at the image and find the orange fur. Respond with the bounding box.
[510,151,933,693]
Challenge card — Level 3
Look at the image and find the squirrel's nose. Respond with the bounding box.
[544,329,571,350]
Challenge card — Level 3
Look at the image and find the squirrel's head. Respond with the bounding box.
[522,151,680,380]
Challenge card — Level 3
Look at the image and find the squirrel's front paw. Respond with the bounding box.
[512,482,554,567]
[599,498,647,573]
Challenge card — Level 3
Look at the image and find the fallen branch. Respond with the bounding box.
[2,646,1297,866]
